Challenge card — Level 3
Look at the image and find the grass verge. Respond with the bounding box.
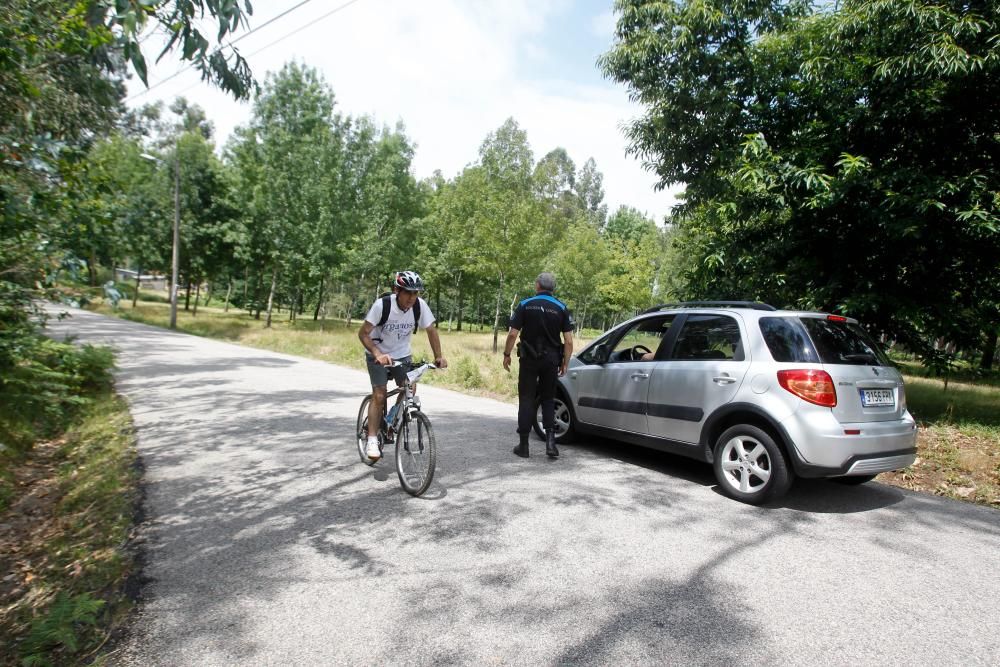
[0,390,139,666]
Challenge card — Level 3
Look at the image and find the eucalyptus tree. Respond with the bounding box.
[547,219,609,329]
[243,62,343,326]
[533,148,579,231]
[466,118,548,350]
[575,158,609,229]
[339,118,425,318]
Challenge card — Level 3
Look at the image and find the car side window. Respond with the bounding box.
[670,314,744,361]
[606,316,676,362]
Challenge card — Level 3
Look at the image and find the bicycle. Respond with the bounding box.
[356,361,438,496]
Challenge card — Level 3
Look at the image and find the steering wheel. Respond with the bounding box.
[629,344,653,361]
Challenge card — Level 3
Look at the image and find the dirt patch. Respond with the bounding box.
[879,425,1000,507]
[0,439,66,616]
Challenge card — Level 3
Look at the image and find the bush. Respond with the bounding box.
[0,335,115,456]
[454,355,485,389]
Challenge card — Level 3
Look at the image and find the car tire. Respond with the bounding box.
[831,474,878,485]
[532,393,575,443]
[713,424,793,504]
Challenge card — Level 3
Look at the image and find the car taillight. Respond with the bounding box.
[826,314,847,322]
[777,369,837,407]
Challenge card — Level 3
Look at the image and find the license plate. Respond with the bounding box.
[860,388,895,407]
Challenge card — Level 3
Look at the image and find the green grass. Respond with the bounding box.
[88,296,595,401]
[0,391,138,666]
[904,376,1000,428]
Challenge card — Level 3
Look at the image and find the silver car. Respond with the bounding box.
[535,302,917,504]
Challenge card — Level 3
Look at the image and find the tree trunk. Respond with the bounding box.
[184,282,192,311]
[224,279,232,313]
[88,250,97,286]
[314,276,325,320]
[982,329,998,370]
[491,272,504,352]
[132,264,141,308]
[265,268,278,328]
[457,277,464,331]
[193,282,200,316]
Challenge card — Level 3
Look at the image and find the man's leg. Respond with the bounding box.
[538,358,559,458]
[365,354,390,459]
[514,359,538,457]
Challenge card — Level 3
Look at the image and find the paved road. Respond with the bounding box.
[45,306,1000,666]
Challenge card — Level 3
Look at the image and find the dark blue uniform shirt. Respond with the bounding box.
[510,292,574,355]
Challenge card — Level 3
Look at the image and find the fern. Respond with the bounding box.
[21,592,105,665]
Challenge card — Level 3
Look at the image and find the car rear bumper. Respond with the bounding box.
[843,452,917,476]
[780,409,918,477]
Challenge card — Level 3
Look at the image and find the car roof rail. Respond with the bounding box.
[641,301,777,313]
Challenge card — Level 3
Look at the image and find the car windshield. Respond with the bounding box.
[799,318,891,366]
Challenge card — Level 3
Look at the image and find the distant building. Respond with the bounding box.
[115,269,167,292]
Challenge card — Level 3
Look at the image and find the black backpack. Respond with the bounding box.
[376,293,421,329]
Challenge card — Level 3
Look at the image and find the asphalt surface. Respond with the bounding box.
[44,305,1000,666]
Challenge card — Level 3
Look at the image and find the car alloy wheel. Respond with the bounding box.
[713,424,792,504]
[533,395,574,442]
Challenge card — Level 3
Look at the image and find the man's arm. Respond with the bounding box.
[358,321,392,365]
[502,327,520,372]
[425,325,448,368]
[560,331,574,376]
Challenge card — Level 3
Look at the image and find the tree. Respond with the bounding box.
[602,0,1000,358]
[576,158,609,228]
[1,0,260,474]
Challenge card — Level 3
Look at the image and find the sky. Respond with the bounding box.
[125,0,683,222]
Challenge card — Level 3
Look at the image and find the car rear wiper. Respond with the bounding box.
[842,352,878,364]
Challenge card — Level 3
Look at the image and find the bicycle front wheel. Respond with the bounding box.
[356,394,379,466]
[395,410,436,496]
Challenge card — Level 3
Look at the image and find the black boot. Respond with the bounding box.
[512,433,529,458]
[546,430,559,458]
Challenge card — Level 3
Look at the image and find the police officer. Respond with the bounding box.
[502,272,574,458]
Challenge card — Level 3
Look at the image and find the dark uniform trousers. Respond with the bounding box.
[517,346,561,435]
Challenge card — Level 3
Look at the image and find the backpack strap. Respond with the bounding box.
[377,294,422,329]
[377,294,392,328]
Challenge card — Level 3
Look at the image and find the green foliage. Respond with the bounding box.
[3,391,139,667]
[21,592,105,664]
[453,355,485,389]
[0,335,115,454]
[602,0,1000,365]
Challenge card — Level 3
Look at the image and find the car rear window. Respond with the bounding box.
[759,317,819,363]
[800,318,890,366]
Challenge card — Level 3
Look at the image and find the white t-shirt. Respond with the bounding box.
[364,294,435,358]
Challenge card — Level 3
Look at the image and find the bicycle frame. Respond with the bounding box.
[383,362,436,434]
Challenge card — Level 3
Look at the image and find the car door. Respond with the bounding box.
[569,315,676,435]
[647,313,751,444]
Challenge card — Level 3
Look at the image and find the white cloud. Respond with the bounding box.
[127,0,680,221]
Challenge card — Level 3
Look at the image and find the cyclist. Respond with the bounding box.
[358,270,447,460]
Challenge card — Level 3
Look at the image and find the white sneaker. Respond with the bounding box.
[365,437,381,460]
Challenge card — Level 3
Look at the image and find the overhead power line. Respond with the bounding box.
[243,0,366,59]
[162,0,367,101]
[127,0,326,102]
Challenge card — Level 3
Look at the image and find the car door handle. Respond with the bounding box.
[713,376,737,384]
[630,372,650,380]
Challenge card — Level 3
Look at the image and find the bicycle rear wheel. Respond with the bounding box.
[356,394,380,466]
[395,410,436,496]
